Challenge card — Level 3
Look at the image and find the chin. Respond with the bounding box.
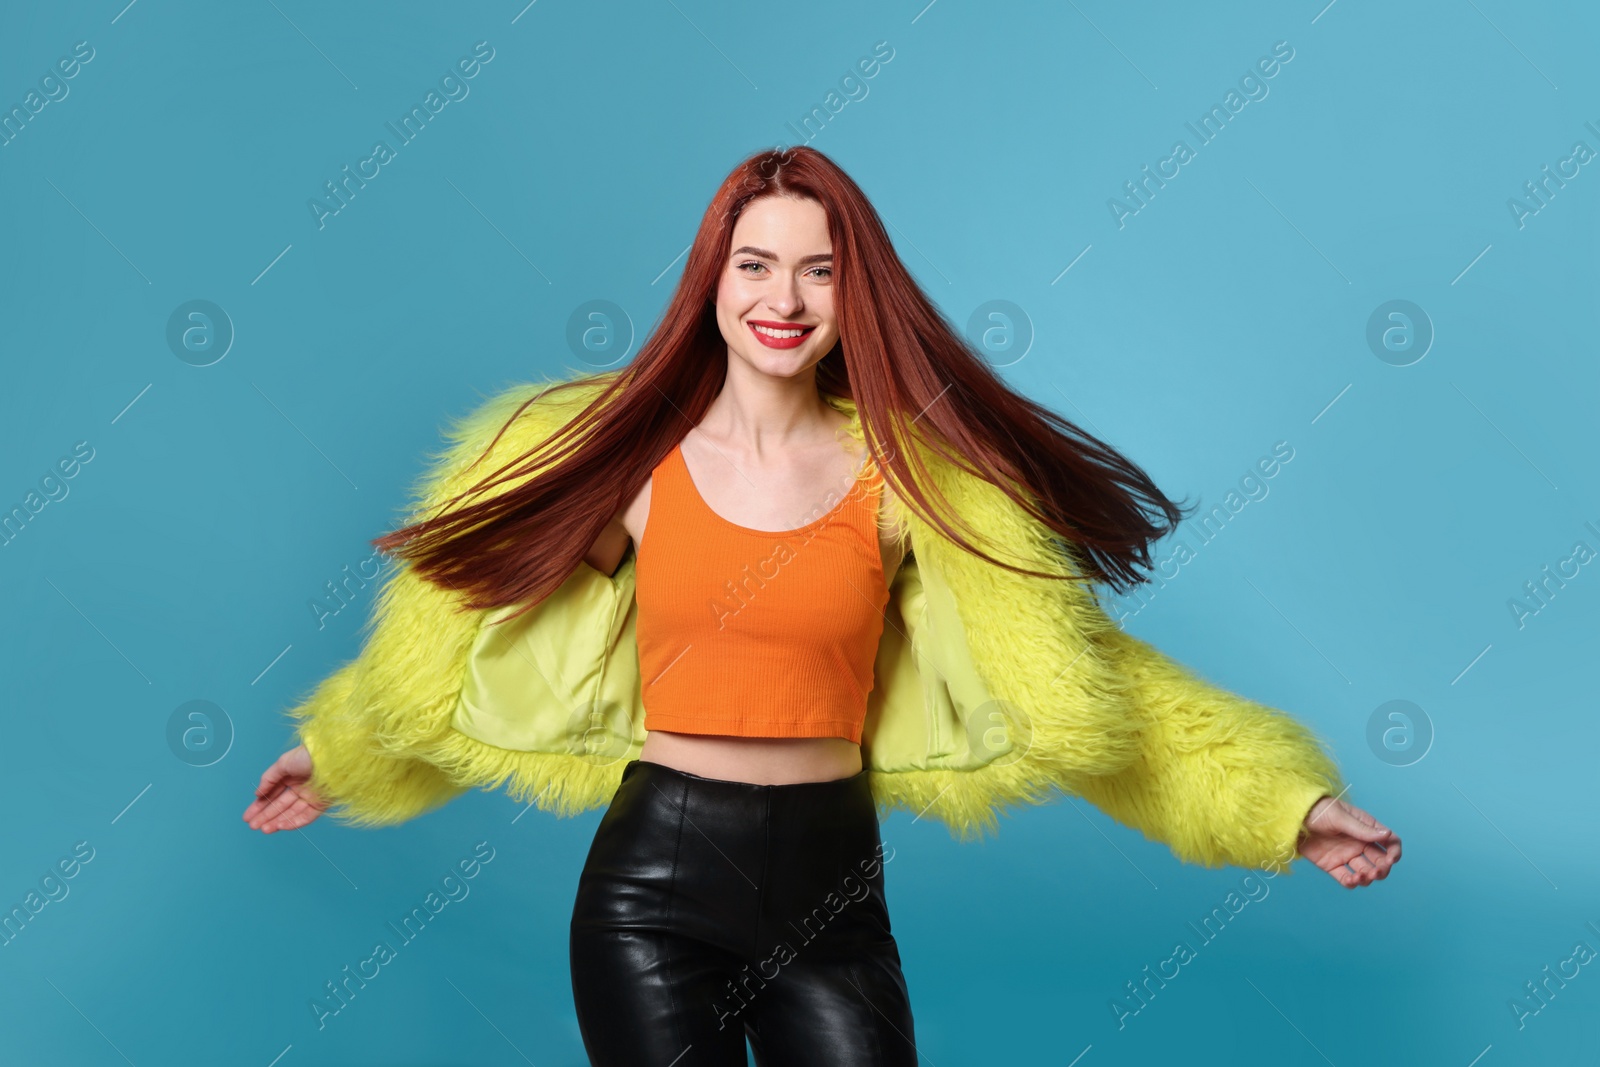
[735,347,817,379]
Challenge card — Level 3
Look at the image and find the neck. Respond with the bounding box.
[702,357,845,455]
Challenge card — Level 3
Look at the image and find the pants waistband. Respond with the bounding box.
[577,757,891,962]
[621,757,870,798]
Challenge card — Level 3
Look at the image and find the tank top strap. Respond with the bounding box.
[851,449,885,519]
[647,440,691,512]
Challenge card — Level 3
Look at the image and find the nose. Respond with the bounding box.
[766,275,803,317]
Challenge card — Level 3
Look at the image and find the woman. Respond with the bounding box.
[244,146,1400,1066]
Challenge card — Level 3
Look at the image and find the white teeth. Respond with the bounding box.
[753,324,809,338]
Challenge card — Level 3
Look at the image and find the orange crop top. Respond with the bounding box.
[634,439,890,744]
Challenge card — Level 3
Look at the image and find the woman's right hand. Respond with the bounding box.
[243,744,328,833]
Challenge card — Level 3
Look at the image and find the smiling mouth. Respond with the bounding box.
[749,322,815,339]
[746,320,817,350]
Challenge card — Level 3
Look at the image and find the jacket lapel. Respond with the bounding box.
[822,393,1142,835]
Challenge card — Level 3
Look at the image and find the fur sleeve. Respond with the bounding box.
[1063,622,1345,875]
[285,371,616,826]
[290,660,468,827]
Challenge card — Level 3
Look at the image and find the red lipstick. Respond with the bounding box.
[747,320,816,350]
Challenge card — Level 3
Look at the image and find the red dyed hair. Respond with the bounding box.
[373,145,1192,618]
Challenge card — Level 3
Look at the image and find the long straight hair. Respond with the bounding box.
[373,146,1192,619]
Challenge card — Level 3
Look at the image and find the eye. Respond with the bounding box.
[734,261,832,279]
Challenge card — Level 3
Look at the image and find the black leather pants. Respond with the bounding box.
[570,758,918,1066]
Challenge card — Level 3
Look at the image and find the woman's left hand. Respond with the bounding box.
[1296,795,1401,888]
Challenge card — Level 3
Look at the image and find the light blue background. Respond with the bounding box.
[2,1,1596,1064]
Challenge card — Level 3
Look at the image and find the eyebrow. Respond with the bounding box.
[729,245,833,266]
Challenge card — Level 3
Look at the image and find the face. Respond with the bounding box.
[713,195,839,380]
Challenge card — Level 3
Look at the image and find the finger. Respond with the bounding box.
[255,761,288,799]
[1339,800,1375,824]
[253,786,301,830]
[1314,837,1369,870]
[1359,841,1394,879]
[1324,860,1360,888]
[266,803,299,831]
[272,796,319,831]
[1303,796,1342,831]
[1310,845,1359,886]
[243,790,278,831]
[265,786,324,832]
[1382,834,1401,865]
[244,788,282,827]
[1329,803,1393,843]
[1346,853,1381,885]
[1334,859,1371,888]
[245,783,291,818]
[1358,808,1393,838]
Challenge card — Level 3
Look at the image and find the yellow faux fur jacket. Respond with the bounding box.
[288,370,1344,874]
